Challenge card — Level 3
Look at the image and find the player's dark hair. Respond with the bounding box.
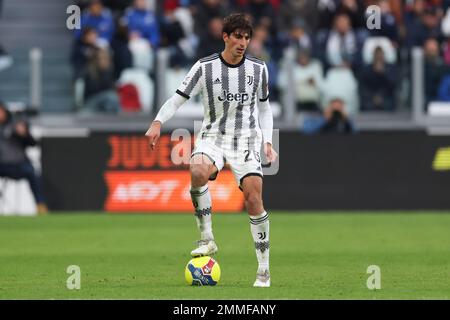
[222,13,253,38]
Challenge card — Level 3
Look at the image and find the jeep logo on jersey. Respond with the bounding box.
[218,90,249,103]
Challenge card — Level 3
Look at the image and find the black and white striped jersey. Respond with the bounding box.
[176,53,269,151]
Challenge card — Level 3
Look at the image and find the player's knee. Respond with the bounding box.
[190,165,210,186]
[244,192,263,211]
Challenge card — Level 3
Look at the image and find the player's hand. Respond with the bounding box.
[264,142,278,163]
[145,121,161,151]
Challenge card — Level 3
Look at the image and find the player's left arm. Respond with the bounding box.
[257,63,277,163]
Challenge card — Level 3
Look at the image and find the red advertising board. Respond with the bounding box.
[104,171,244,212]
[103,134,244,213]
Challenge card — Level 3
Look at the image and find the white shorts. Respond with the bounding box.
[191,137,263,189]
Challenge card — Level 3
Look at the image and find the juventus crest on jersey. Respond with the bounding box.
[176,53,270,151]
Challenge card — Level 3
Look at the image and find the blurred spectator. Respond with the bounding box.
[159,5,196,67]
[110,22,133,79]
[244,1,284,62]
[284,18,313,53]
[423,38,449,104]
[77,0,134,13]
[360,46,398,111]
[81,48,120,113]
[242,0,276,34]
[247,24,270,57]
[317,0,340,30]
[278,49,324,112]
[0,102,48,215]
[317,0,365,29]
[365,0,403,25]
[103,0,134,17]
[71,27,102,79]
[302,98,355,134]
[122,0,160,48]
[196,17,224,58]
[403,0,426,33]
[368,0,400,45]
[74,0,115,44]
[324,13,360,69]
[320,98,355,133]
[405,1,442,47]
[277,0,319,34]
[193,0,229,40]
[172,5,197,60]
[120,0,159,73]
[337,0,366,30]
[247,24,280,100]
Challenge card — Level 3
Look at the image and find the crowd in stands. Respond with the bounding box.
[69,0,450,117]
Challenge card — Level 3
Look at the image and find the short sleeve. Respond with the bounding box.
[258,63,269,102]
[176,61,203,99]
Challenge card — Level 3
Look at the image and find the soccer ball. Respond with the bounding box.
[185,256,221,286]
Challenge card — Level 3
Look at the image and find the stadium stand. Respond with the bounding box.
[0,0,73,112]
[0,0,449,131]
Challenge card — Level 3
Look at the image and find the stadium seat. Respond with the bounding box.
[129,38,154,73]
[321,67,359,115]
[117,68,154,113]
[117,83,142,112]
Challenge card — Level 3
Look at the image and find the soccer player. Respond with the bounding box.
[145,13,277,287]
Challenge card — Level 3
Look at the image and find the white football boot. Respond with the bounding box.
[190,239,218,257]
[253,270,270,287]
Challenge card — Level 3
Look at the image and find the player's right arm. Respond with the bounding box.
[145,61,203,150]
[145,94,187,150]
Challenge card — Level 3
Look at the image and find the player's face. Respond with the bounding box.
[224,30,251,59]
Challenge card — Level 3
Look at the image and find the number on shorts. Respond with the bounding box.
[244,150,260,163]
[254,151,260,163]
[244,150,252,162]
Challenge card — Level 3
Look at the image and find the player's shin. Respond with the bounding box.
[190,185,214,240]
[249,211,270,272]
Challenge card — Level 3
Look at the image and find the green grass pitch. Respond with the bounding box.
[0,212,449,299]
